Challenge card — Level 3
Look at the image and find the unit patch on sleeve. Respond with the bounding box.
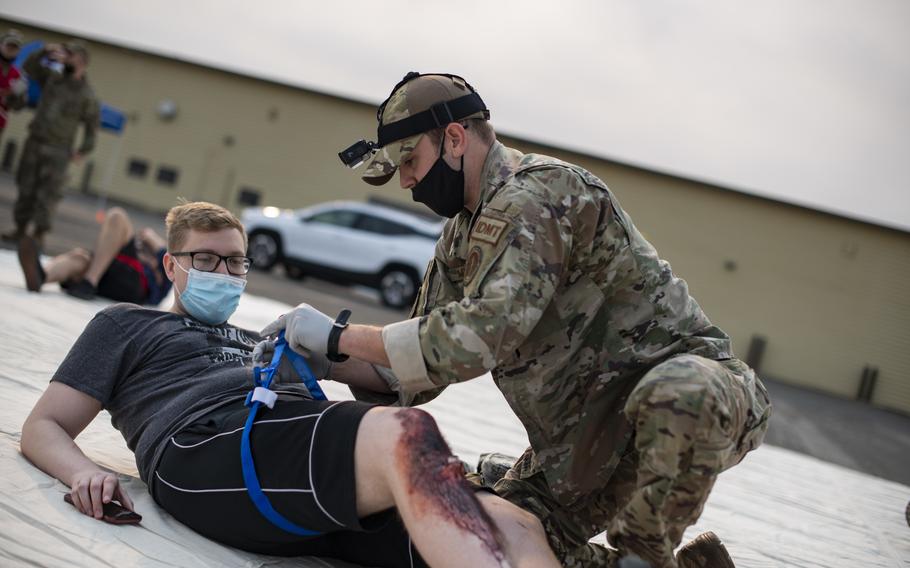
[471,215,509,247]
[464,246,483,285]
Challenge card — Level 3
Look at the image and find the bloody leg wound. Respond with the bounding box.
[395,409,509,566]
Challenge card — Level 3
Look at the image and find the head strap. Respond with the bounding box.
[375,72,490,148]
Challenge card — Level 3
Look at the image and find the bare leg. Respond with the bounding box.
[353,407,558,568]
[44,248,91,284]
[83,207,134,287]
[475,492,561,568]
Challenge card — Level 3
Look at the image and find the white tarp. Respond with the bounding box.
[0,249,907,567]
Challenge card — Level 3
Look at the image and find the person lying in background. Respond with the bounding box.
[17,206,171,304]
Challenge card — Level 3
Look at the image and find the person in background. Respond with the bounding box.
[17,206,172,305]
[0,29,27,145]
[2,39,99,247]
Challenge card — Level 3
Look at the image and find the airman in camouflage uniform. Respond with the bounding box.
[4,40,99,244]
[267,73,772,567]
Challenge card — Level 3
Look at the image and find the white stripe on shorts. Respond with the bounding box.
[154,470,314,494]
[169,409,325,449]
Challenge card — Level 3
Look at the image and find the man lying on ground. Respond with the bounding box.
[17,206,171,304]
[20,200,558,568]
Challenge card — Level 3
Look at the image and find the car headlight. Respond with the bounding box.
[261,206,281,218]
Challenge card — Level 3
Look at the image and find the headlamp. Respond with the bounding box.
[337,72,489,170]
[338,139,376,169]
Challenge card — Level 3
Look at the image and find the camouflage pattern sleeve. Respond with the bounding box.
[22,49,50,87]
[77,95,100,154]
[383,178,575,393]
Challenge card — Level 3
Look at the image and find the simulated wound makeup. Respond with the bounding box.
[394,409,508,566]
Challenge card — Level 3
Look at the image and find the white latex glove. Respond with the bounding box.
[261,303,335,357]
[252,339,332,382]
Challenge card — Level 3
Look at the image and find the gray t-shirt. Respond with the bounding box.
[52,303,313,485]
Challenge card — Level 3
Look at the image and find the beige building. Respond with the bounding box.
[2,18,908,414]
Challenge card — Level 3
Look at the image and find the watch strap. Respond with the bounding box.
[327,309,352,362]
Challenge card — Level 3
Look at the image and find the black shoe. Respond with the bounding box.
[476,452,517,487]
[65,278,97,300]
[17,237,45,292]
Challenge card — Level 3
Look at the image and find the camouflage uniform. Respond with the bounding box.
[355,142,771,567]
[12,46,98,238]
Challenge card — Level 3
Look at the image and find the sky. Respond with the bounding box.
[2,0,909,231]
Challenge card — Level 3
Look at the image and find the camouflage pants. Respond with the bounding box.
[13,136,71,235]
[494,355,771,568]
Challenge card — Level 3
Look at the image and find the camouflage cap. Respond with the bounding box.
[362,73,488,186]
[65,39,89,61]
[1,29,23,47]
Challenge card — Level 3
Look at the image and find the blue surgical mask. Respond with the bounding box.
[174,264,247,325]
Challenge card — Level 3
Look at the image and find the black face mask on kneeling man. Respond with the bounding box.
[410,137,465,218]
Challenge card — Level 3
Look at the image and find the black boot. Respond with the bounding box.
[476,452,517,487]
[677,532,735,568]
[17,237,46,292]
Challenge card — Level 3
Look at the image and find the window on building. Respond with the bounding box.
[127,158,149,178]
[237,187,261,207]
[156,166,179,187]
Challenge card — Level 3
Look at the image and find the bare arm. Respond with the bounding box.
[338,324,390,368]
[21,382,135,518]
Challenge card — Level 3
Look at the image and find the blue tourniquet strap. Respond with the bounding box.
[240,331,324,536]
[285,346,327,401]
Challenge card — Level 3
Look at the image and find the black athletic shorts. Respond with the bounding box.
[97,240,147,304]
[152,396,428,568]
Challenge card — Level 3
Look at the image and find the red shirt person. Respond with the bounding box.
[0,29,26,134]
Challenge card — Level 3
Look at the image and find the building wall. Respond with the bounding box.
[516,143,910,414]
[1,21,378,213]
[3,19,908,413]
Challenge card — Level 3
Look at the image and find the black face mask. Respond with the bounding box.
[64,63,75,76]
[410,137,465,218]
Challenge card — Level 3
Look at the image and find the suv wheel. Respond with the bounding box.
[284,263,306,280]
[248,231,281,270]
[379,267,418,309]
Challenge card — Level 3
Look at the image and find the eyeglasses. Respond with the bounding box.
[171,251,253,275]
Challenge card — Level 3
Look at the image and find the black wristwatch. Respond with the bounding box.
[327,309,352,362]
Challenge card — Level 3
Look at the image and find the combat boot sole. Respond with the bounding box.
[17,237,45,292]
[676,531,735,568]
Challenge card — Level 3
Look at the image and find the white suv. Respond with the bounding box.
[242,200,444,308]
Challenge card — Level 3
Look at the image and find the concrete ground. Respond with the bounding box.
[1,172,909,487]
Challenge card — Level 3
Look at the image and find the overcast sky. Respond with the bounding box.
[3,0,908,231]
